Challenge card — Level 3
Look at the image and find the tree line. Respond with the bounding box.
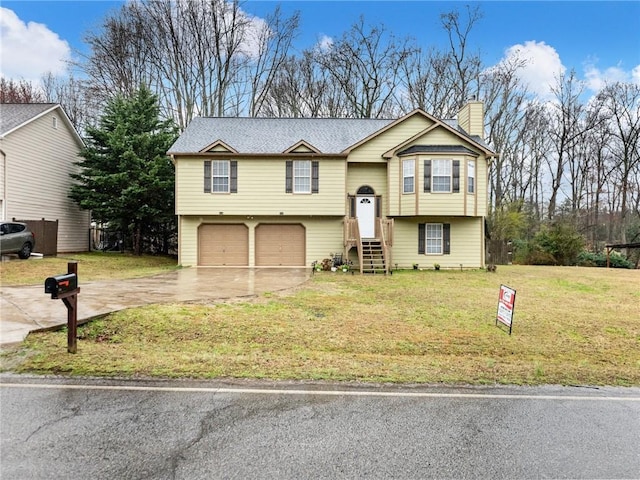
[2,0,638,264]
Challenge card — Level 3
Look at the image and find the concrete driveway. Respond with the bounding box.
[0,268,310,346]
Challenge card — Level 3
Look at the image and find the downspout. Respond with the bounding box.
[1,147,6,221]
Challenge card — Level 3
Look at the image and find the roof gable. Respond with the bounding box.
[0,103,84,148]
[199,140,238,153]
[383,121,495,158]
[0,103,58,136]
[283,140,321,154]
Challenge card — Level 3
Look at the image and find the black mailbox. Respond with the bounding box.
[44,273,78,298]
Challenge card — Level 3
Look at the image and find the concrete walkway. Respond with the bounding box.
[0,268,310,346]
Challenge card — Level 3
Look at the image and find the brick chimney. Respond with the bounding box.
[457,98,484,140]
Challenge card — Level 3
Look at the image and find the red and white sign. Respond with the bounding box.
[496,284,516,328]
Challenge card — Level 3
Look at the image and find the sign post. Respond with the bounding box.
[44,262,80,353]
[496,284,516,335]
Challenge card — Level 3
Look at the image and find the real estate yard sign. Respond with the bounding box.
[496,284,516,335]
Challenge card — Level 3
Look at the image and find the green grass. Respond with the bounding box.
[0,252,179,286]
[3,265,639,386]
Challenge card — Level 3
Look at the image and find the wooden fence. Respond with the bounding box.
[487,239,513,265]
[13,218,58,256]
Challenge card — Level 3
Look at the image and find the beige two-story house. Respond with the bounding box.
[0,103,90,253]
[169,101,496,272]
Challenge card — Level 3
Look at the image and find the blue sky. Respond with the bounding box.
[2,1,639,99]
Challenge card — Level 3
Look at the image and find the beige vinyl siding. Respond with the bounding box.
[476,155,488,217]
[391,217,484,268]
[1,110,90,252]
[347,114,433,163]
[387,126,489,218]
[179,215,343,267]
[175,157,345,216]
[346,163,388,211]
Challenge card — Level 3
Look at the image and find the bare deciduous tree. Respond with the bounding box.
[314,17,414,118]
[0,78,45,103]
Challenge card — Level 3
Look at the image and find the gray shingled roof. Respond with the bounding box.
[397,145,480,157]
[168,117,395,154]
[0,103,57,136]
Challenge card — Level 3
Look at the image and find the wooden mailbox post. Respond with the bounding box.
[44,262,80,353]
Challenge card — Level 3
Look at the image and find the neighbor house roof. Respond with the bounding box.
[0,103,84,148]
[0,103,58,136]
[168,117,395,155]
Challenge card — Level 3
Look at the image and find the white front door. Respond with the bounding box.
[356,196,375,238]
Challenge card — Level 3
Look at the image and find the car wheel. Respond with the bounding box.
[18,243,32,259]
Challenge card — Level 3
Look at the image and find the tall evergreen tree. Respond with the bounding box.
[70,86,177,255]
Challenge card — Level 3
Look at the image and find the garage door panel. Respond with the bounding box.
[198,224,248,266]
[256,224,305,266]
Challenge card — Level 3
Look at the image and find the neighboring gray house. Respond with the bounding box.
[0,103,90,253]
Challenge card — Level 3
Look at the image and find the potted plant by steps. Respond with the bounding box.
[342,264,349,273]
[434,263,441,271]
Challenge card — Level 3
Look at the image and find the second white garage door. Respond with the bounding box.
[255,224,305,266]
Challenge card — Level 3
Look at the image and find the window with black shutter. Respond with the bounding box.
[285,161,293,193]
[452,161,460,193]
[230,161,237,193]
[443,223,451,254]
[287,160,318,194]
[424,160,431,193]
[204,161,211,193]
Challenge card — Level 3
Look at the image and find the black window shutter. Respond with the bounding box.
[424,160,431,192]
[443,223,451,254]
[452,160,460,193]
[204,160,211,193]
[376,196,381,218]
[230,161,237,193]
[418,223,425,254]
[312,161,319,193]
[349,196,356,218]
[285,161,293,193]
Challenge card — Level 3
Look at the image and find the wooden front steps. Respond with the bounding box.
[360,239,386,274]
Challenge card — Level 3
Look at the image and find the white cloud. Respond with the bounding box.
[0,8,71,81]
[584,61,640,91]
[316,35,333,53]
[501,41,565,101]
[633,66,640,85]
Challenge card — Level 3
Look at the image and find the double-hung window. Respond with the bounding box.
[204,160,237,194]
[426,224,443,254]
[418,223,451,255]
[467,161,475,194]
[432,159,452,192]
[212,160,230,193]
[403,159,415,194]
[294,160,311,193]
[286,160,319,194]
[424,159,460,193]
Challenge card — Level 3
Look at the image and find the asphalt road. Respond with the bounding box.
[1,377,639,479]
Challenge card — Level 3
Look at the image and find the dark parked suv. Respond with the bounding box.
[0,222,36,259]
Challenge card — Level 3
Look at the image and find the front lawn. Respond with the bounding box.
[4,266,639,386]
[0,252,179,286]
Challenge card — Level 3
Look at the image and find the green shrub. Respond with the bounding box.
[577,251,634,269]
